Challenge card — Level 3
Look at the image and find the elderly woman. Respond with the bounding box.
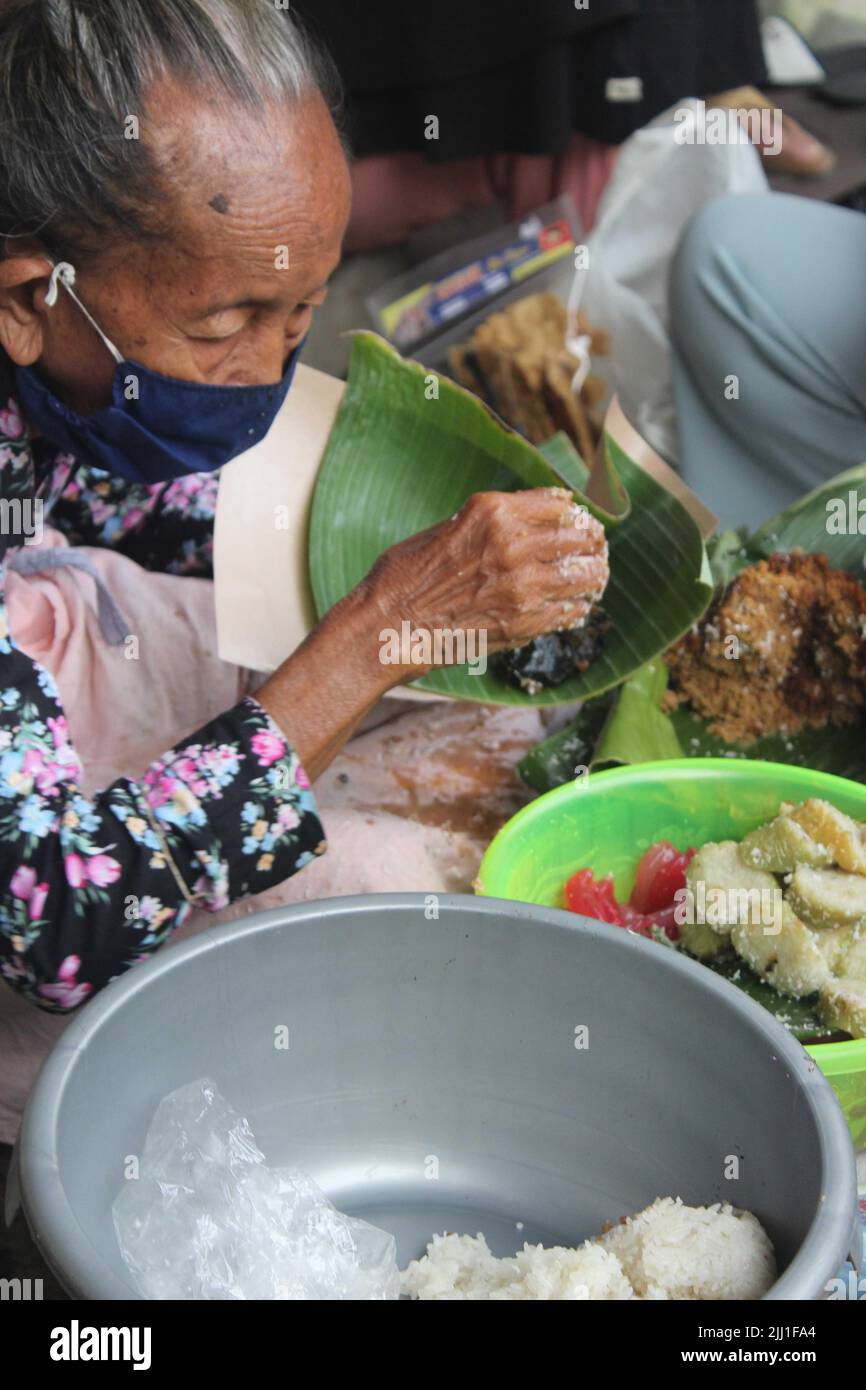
[0,0,607,1018]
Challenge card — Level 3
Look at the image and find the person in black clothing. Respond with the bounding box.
[294,0,769,161]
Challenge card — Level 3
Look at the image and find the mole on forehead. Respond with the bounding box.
[209,194,231,215]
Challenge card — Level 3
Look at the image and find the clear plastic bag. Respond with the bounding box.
[113,1079,401,1300]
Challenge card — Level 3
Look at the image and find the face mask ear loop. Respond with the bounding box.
[44,261,124,366]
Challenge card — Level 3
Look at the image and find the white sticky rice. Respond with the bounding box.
[401,1197,776,1301]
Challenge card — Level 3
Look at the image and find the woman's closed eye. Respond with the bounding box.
[192,300,321,345]
[192,309,250,342]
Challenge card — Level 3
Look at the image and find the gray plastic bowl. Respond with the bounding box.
[20,894,859,1300]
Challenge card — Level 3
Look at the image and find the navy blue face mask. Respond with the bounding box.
[14,261,300,485]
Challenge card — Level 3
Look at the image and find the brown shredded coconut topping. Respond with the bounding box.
[664,552,866,743]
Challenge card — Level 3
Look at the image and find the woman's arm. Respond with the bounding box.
[254,583,396,782]
[256,487,608,775]
[1,487,607,1009]
[0,598,325,1010]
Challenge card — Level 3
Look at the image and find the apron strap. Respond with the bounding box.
[6,547,131,647]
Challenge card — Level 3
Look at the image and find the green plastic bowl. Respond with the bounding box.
[477,758,866,1147]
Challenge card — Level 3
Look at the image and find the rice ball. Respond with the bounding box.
[600,1196,776,1300]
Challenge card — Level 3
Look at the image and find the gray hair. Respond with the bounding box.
[0,0,343,261]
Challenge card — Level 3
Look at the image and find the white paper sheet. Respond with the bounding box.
[214,363,345,674]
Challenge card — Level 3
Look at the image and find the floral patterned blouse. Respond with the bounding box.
[0,360,325,1012]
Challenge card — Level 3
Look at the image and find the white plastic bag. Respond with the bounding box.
[570,99,768,463]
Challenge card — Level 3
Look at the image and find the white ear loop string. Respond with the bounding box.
[565,251,593,398]
[44,260,124,366]
[43,260,75,308]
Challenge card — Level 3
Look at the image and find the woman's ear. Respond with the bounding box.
[0,253,54,365]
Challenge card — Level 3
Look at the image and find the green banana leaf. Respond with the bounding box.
[746,462,866,572]
[706,462,866,583]
[521,665,866,793]
[518,692,618,793]
[309,332,713,705]
[518,659,681,791]
[670,708,866,782]
[703,955,835,1044]
[522,461,866,782]
[597,659,683,766]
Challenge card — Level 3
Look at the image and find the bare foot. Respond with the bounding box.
[707,85,837,177]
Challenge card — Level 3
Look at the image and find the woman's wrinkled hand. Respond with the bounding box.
[257,488,609,780]
[361,487,609,670]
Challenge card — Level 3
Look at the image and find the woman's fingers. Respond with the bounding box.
[460,488,604,542]
[473,554,608,622]
[365,487,611,667]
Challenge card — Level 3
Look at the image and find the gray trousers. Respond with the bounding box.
[670,192,866,530]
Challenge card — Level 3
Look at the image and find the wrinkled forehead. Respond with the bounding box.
[146,78,350,239]
[72,79,348,318]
